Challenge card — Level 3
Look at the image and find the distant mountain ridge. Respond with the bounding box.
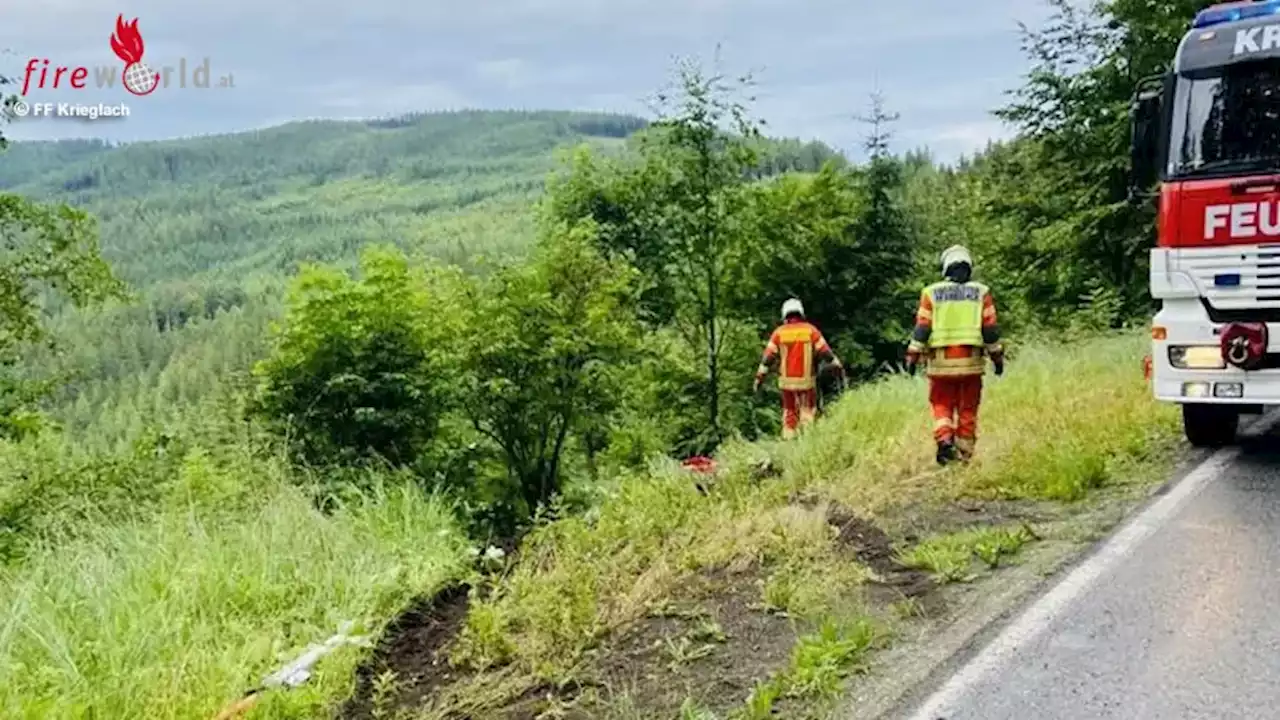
[0,109,841,289]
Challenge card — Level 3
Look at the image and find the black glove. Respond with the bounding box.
[993,355,1005,376]
[905,361,917,377]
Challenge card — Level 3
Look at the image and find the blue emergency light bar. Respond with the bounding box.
[1194,0,1280,28]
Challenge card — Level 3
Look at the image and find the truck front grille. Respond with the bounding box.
[1178,244,1280,311]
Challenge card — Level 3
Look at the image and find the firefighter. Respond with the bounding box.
[753,298,844,439]
[904,246,1005,465]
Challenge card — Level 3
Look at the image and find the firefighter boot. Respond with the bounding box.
[954,437,975,464]
[936,440,957,466]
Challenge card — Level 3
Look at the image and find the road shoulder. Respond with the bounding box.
[844,446,1214,720]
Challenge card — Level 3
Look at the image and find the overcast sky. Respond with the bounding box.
[2,0,1055,162]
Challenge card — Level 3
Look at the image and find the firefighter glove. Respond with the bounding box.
[992,354,1005,376]
[905,361,917,377]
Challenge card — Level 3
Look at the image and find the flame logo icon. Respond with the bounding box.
[110,14,159,96]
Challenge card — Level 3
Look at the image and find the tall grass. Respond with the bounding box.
[779,331,1182,509]
[451,332,1182,687]
[0,474,466,719]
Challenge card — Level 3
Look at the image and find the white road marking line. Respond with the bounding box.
[903,411,1279,720]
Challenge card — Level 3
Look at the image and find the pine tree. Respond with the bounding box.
[856,90,899,162]
[853,92,918,371]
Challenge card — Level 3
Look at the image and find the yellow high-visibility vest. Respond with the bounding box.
[924,281,987,347]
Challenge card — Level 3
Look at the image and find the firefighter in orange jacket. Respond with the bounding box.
[905,246,1005,465]
[754,298,844,439]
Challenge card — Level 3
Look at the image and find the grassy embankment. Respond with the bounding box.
[0,332,1179,719]
[366,331,1181,719]
[0,427,468,720]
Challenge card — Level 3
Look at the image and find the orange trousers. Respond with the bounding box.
[929,375,983,457]
[781,388,817,439]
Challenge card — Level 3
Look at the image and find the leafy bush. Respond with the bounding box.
[253,245,450,471]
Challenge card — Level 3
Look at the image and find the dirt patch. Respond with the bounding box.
[341,583,473,719]
[825,505,937,610]
[338,507,948,719]
[339,568,792,720]
[564,567,801,719]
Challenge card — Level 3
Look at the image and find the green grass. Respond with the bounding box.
[728,616,887,718]
[896,524,1037,583]
[441,331,1182,712]
[0,478,466,719]
[774,333,1181,508]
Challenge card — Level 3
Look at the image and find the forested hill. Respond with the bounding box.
[0,111,646,288]
[0,110,840,290]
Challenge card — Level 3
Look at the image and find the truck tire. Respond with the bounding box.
[1182,403,1239,448]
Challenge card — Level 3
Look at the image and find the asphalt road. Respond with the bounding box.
[897,416,1280,720]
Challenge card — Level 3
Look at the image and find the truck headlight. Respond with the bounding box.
[1169,345,1226,369]
[1182,382,1211,397]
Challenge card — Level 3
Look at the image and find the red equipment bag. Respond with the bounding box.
[681,456,717,474]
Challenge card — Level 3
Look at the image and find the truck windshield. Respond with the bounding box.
[1169,58,1280,178]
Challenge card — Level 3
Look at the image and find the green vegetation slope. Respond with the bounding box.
[0,0,1205,717]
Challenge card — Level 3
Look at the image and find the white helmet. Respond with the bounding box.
[941,245,973,274]
[781,298,804,320]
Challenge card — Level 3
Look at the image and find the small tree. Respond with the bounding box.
[457,222,641,526]
[986,0,1196,323]
[253,245,448,469]
[647,57,763,449]
[546,55,763,451]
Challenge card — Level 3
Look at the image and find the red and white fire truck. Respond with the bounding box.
[1130,0,1280,446]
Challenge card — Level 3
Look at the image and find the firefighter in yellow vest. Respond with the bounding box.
[754,298,844,439]
[904,246,1005,465]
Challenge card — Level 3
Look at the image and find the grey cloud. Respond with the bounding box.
[4,1,1057,161]
[308,81,474,115]
[474,59,534,90]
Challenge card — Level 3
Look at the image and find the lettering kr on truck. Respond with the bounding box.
[1234,24,1280,55]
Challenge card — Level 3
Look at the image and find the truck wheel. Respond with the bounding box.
[1182,403,1239,448]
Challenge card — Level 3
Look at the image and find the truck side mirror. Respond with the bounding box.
[1128,75,1166,202]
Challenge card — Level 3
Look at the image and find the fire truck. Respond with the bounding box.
[1130,0,1280,446]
